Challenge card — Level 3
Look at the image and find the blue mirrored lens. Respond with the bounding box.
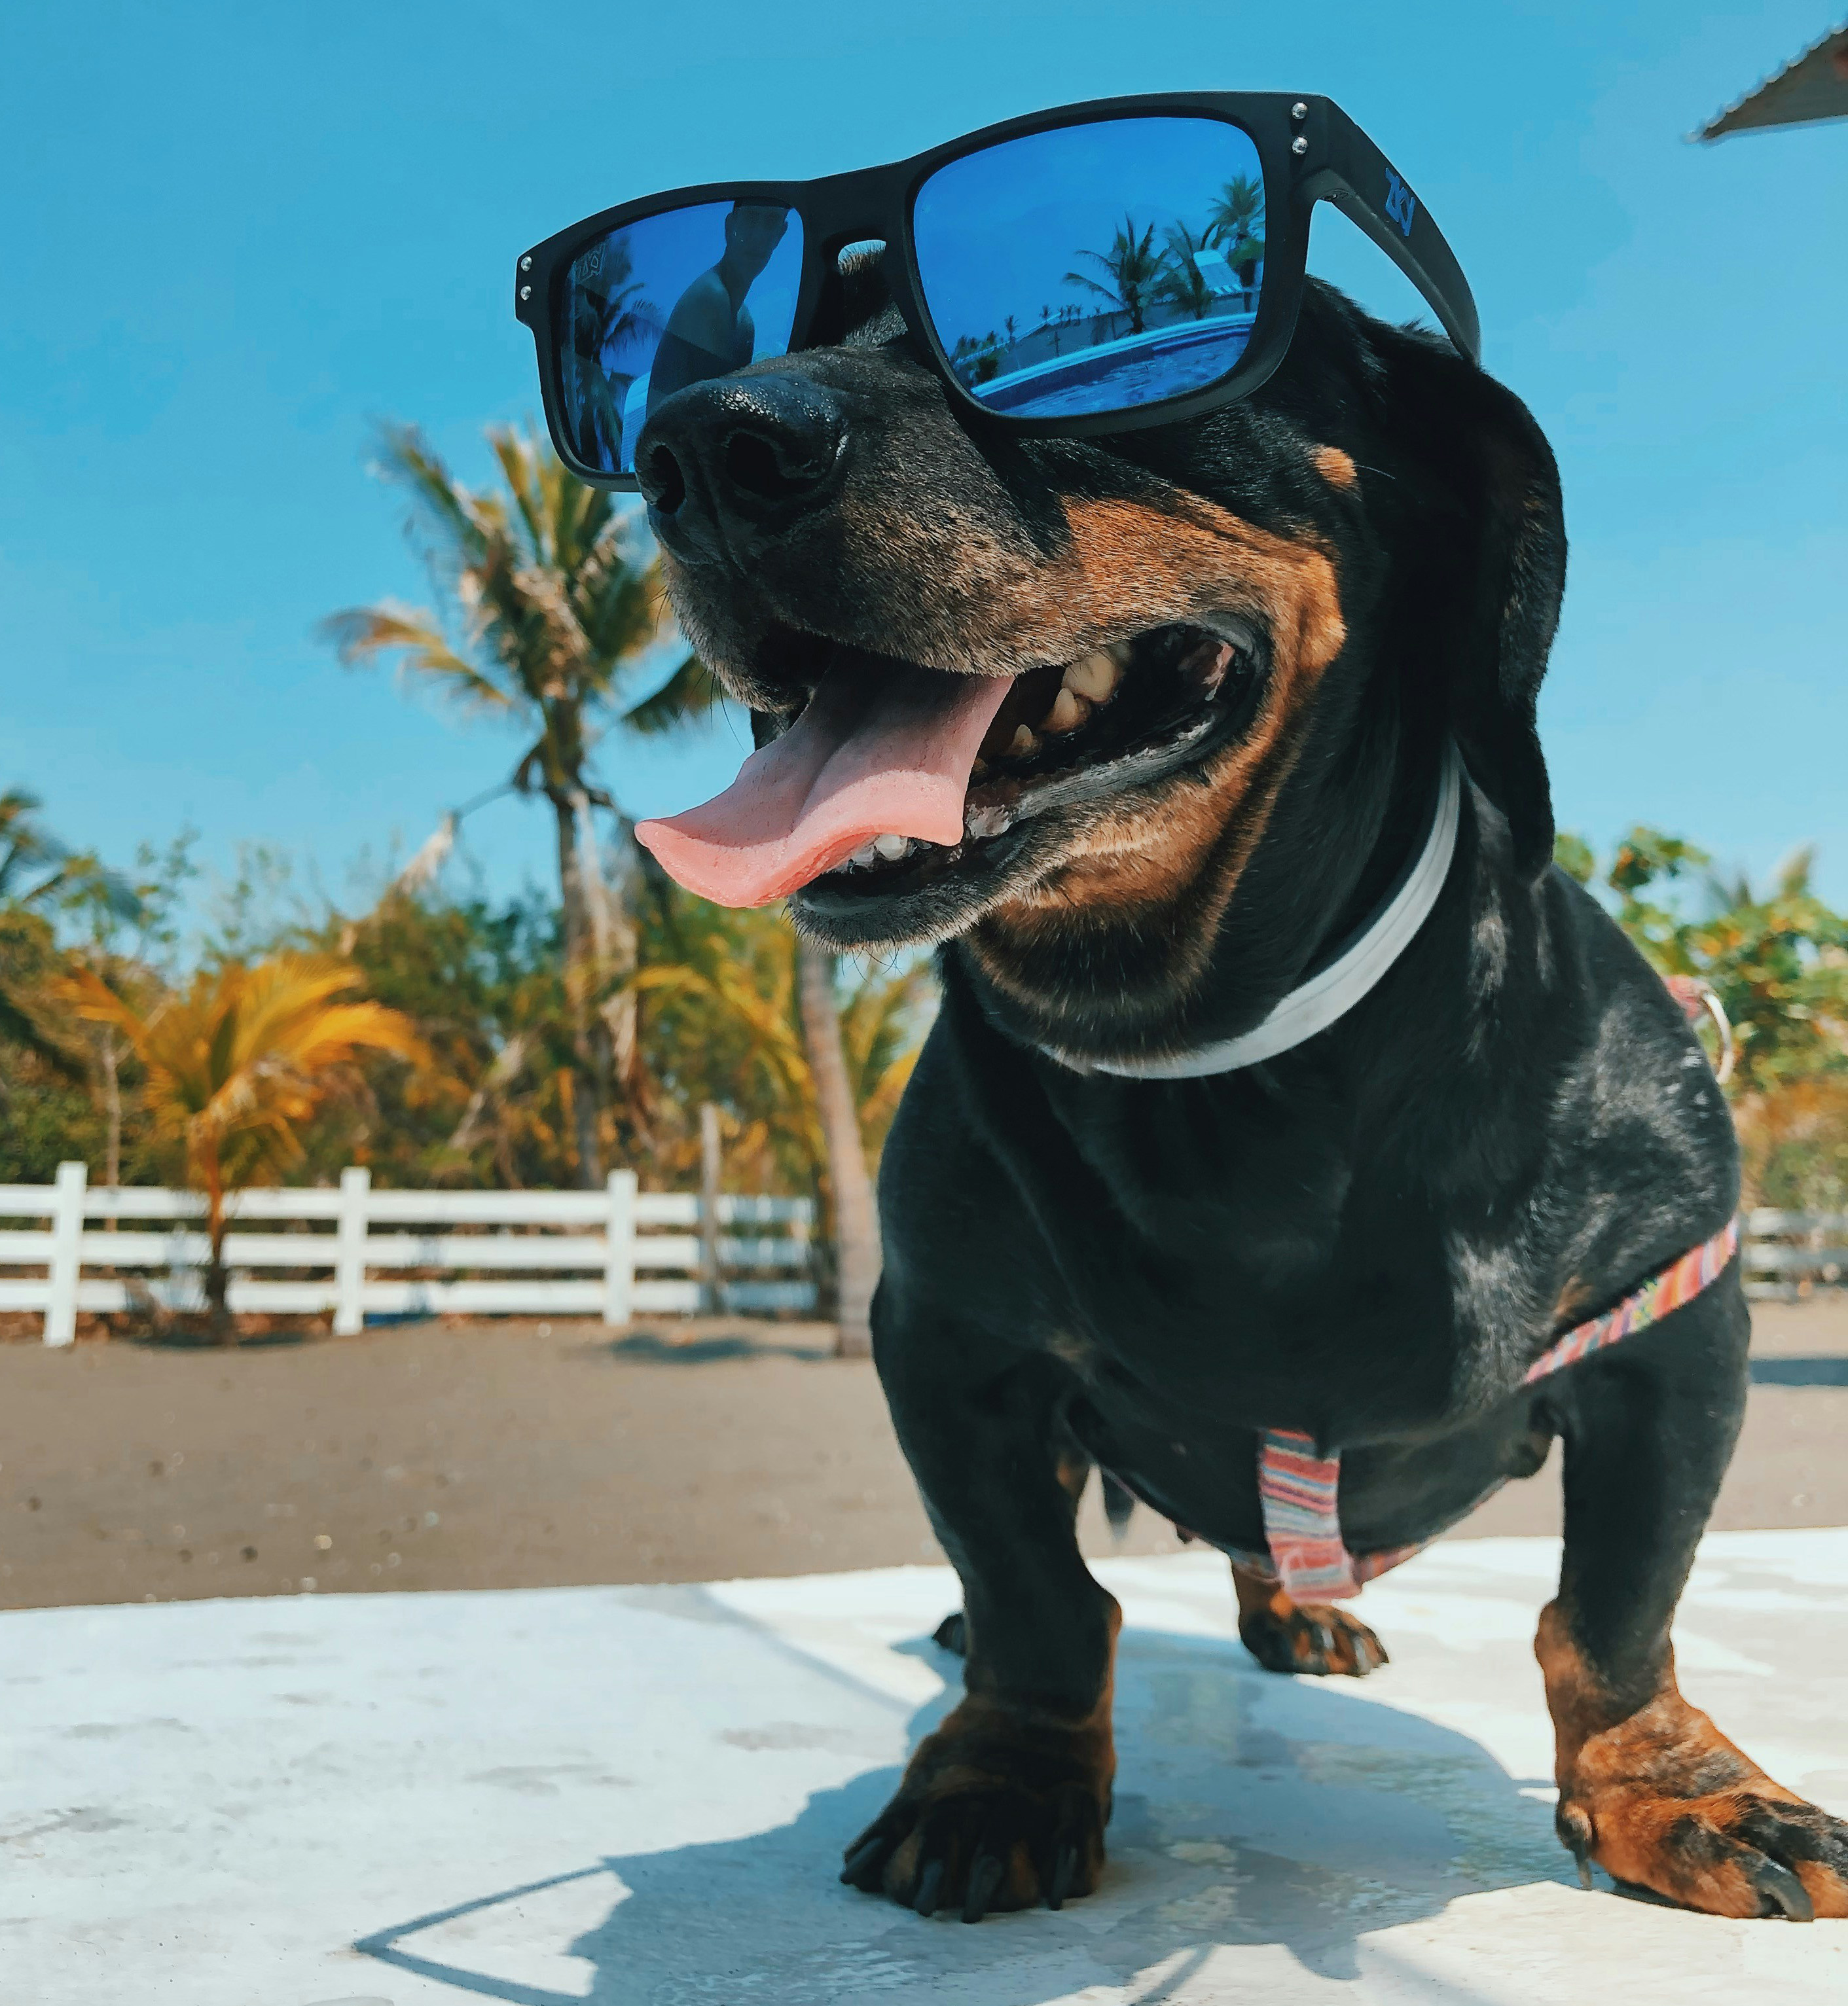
[913,118,1266,420]
[555,202,803,475]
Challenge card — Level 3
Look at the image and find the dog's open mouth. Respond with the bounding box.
[634,622,1261,908]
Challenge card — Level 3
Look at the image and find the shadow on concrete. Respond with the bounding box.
[357,1615,1572,2004]
[605,1329,835,1365]
[1750,1356,1848,1387]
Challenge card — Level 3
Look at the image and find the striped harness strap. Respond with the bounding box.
[1255,1217,1741,1602]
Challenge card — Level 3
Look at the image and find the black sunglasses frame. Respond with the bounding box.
[513,92,1480,493]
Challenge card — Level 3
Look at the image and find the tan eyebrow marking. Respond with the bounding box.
[1311,446,1358,489]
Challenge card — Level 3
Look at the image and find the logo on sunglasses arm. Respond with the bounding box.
[1383,170,1417,239]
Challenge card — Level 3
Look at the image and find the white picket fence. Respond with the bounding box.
[1743,1208,1848,1300]
[0,1163,815,1346]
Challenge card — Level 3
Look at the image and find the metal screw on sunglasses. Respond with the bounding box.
[513,92,1479,492]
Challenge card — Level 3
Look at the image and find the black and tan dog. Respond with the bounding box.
[630,255,1848,1925]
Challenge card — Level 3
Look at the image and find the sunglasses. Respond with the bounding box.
[513,92,1479,491]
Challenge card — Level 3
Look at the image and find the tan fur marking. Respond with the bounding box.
[1551,1276,1590,1327]
[1537,1600,1848,1917]
[968,495,1346,1009]
[1233,1563,1386,1677]
[1311,445,1358,488]
[829,488,1345,683]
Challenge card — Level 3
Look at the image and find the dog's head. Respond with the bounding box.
[635,258,1564,1056]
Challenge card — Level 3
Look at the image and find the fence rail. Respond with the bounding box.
[10,1175,1824,1343]
[1743,1208,1848,1299]
[0,1163,816,1345]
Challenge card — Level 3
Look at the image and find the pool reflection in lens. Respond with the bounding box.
[913,117,1267,421]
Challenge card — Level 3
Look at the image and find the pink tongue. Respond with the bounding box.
[635,658,1014,908]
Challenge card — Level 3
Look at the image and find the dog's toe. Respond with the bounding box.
[1239,1600,1387,1678]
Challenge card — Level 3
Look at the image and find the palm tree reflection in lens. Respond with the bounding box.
[1064,213,1163,334]
[1155,221,1218,321]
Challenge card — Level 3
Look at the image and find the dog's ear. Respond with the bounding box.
[1368,325,1566,882]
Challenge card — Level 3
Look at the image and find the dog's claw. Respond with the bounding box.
[841,1829,894,1889]
[1746,1854,1814,1923]
[913,1857,945,1918]
[963,1851,1005,1923]
[1048,1840,1078,1910]
[1574,1846,1594,1891]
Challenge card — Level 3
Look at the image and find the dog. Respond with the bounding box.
[630,251,1848,1925]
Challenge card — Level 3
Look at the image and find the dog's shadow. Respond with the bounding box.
[356,1620,1574,2003]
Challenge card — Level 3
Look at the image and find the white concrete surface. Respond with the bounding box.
[5,1532,1847,2004]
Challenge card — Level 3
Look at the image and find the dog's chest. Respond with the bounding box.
[1013,1079,1466,1445]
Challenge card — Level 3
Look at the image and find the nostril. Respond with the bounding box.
[723,427,788,499]
[643,443,685,514]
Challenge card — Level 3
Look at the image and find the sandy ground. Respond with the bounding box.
[3,1300,1845,1613]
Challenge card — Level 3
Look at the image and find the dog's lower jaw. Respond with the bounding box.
[958,717,1316,1056]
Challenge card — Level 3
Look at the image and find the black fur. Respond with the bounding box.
[635,266,1845,1922]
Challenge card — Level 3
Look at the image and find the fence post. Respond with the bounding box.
[698,1103,723,1314]
[606,1169,637,1327]
[333,1166,371,1336]
[44,1160,88,1348]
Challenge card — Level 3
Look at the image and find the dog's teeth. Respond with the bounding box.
[1008,725,1040,758]
[1043,687,1088,735]
[1106,640,1134,667]
[873,832,912,861]
[1064,651,1121,704]
[965,804,1013,840]
[848,840,879,868]
[971,757,990,779]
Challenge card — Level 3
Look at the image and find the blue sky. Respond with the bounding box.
[3,1,1843,929]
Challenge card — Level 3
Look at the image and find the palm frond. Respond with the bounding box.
[0,980,89,1081]
[371,421,491,573]
[621,654,722,735]
[319,603,516,716]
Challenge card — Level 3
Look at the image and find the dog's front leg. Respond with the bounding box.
[840,1336,1119,1921]
[1540,1278,1848,1918]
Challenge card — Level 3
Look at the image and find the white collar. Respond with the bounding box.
[1044,743,1464,1081]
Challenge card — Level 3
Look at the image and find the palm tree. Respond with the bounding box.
[321,421,719,1186]
[0,797,147,1143]
[797,939,880,1357]
[1064,215,1163,334]
[0,788,137,914]
[1205,175,1265,255]
[0,788,68,905]
[0,906,86,1088]
[60,955,428,1340]
[1604,832,1848,1097]
[628,900,929,1355]
[1155,222,1217,321]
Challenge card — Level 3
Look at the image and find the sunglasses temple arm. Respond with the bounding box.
[1303,107,1481,365]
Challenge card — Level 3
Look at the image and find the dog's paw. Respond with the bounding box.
[839,1695,1112,1920]
[1558,1696,1848,1918]
[932,1609,968,1656]
[1238,1598,1386,1677]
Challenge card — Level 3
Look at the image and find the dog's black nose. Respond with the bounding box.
[636,374,847,562]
